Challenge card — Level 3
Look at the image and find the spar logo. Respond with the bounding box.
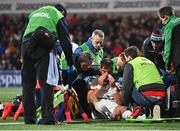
[0,70,22,87]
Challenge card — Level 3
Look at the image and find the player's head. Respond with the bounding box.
[55,4,67,17]
[100,58,113,75]
[116,52,126,72]
[90,29,104,50]
[124,46,139,62]
[150,29,164,49]
[158,6,175,25]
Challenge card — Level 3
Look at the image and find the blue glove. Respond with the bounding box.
[55,42,62,55]
[67,66,73,90]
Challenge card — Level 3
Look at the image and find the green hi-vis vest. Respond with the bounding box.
[81,43,103,66]
[111,57,118,76]
[60,52,69,70]
[128,57,163,90]
[60,42,103,70]
[23,6,63,37]
[163,16,180,69]
[59,53,76,71]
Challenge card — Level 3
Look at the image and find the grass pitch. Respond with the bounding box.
[0,87,180,130]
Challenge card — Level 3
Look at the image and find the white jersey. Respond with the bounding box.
[90,77,117,100]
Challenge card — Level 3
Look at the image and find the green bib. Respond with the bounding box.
[60,53,68,69]
[81,43,103,66]
[163,16,180,69]
[111,57,118,76]
[23,6,63,37]
[128,57,163,90]
[60,42,103,70]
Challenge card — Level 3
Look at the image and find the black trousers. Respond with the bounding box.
[172,24,180,101]
[175,67,180,100]
[21,41,54,124]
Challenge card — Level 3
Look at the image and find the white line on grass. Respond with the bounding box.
[0,122,24,125]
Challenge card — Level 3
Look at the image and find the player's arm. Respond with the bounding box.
[121,63,134,106]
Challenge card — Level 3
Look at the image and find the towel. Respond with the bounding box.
[46,52,59,86]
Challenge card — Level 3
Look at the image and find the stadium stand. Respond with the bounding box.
[0,13,161,70]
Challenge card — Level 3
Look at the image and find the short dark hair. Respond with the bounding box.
[100,58,113,70]
[124,46,139,59]
[55,4,67,17]
[118,52,126,62]
[78,52,93,64]
[158,6,175,18]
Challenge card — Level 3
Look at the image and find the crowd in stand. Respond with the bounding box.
[0,14,26,70]
[0,13,161,70]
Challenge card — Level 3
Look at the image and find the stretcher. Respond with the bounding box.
[126,117,180,123]
[36,85,89,123]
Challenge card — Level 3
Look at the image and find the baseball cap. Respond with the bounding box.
[54,4,67,17]
[150,29,164,42]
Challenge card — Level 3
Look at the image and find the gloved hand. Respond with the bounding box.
[55,42,62,55]
[67,66,74,90]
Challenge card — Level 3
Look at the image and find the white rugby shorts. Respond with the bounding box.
[98,99,118,114]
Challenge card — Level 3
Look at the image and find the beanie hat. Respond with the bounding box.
[150,29,164,42]
[54,4,67,17]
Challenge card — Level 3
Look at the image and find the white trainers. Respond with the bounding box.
[122,110,132,119]
[153,105,161,119]
[91,112,96,119]
[137,114,146,119]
